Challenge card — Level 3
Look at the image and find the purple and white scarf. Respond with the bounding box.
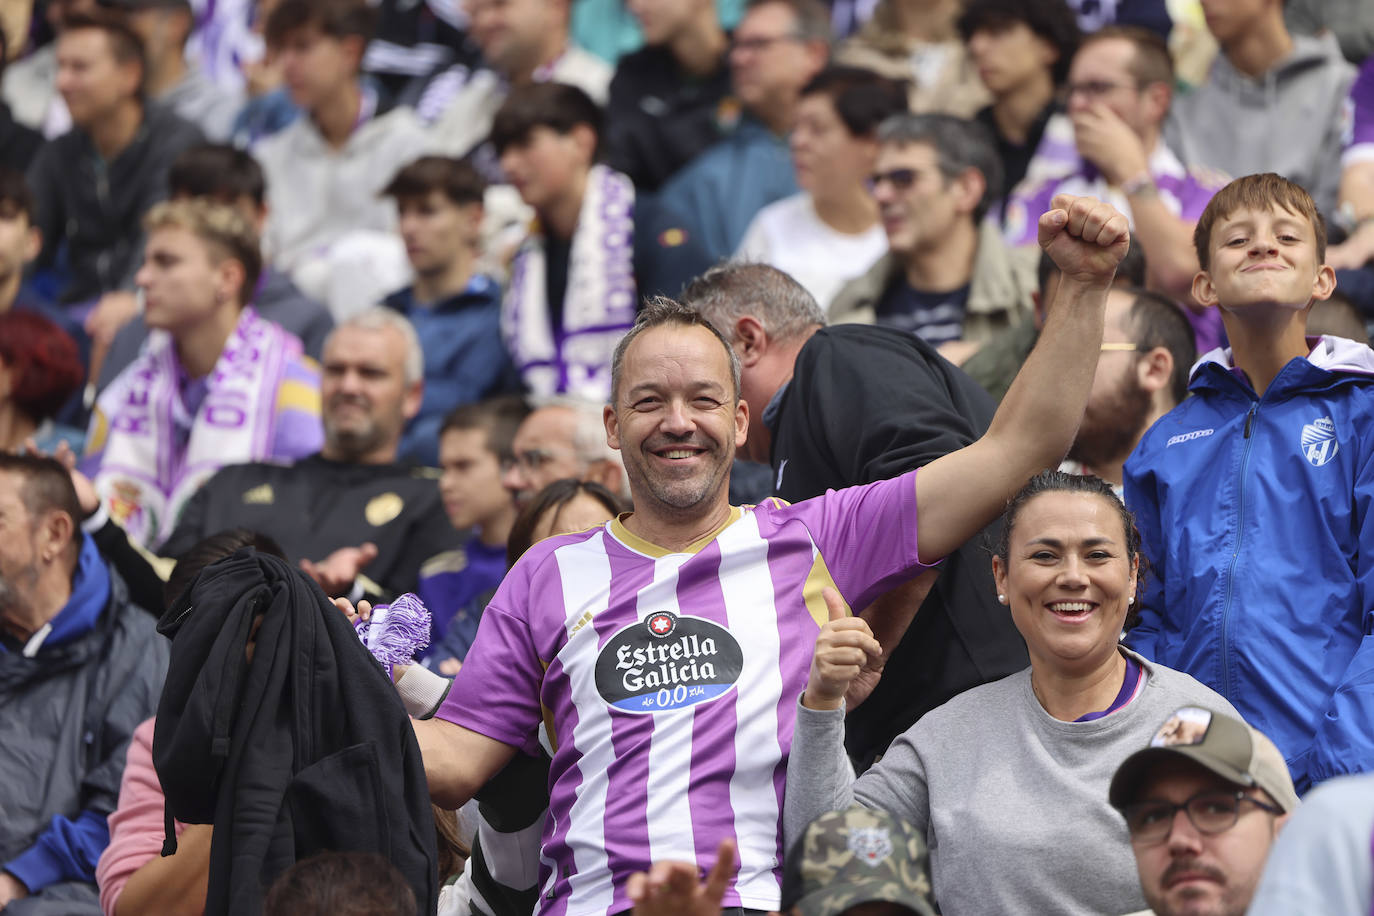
[502,164,637,400]
[92,308,301,548]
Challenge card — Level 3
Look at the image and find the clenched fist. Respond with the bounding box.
[1038,194,1131,287]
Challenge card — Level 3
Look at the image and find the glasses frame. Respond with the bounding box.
[730,33,805,54]
[1123,789,1283,846]
[865,167,920,193]
[1066,79,1140,100]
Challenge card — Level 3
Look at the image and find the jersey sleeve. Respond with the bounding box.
[433,577,545,749]
[776,469,931,611]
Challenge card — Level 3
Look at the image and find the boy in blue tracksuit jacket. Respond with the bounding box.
[1124,173,1374,794]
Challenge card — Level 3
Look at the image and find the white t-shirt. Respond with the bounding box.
[734,193,887,310]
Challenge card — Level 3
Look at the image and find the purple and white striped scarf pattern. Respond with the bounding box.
[93,308,300,548]
[502,164,637,400]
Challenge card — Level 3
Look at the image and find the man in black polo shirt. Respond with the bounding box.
[685,261,1028,767]
[152,307,461,601]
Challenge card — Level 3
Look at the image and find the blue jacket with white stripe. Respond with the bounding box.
[1124,335,1374,793]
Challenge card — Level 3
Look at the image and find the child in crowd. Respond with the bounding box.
[419,397,529,671]
[1124,172,1374,794]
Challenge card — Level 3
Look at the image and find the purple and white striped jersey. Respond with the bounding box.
[1345,56,1374,168]
[437,469,931,916]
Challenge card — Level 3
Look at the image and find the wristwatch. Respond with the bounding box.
[1119,172,1158,198]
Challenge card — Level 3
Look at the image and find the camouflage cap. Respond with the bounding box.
[780,807,937,916]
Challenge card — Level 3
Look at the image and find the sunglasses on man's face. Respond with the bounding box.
[864,168,919,193]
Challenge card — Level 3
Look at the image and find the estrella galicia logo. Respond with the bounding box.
[1300,417,1338,467]
[595,612,743,714]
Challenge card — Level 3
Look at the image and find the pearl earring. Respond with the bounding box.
[997,594,1006,604]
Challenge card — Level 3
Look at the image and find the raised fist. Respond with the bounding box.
[1038,194,1131,287]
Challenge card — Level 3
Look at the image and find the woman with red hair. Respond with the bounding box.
[0,309,86,453]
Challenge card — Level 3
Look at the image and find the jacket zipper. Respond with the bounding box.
[1219,401,1258,697]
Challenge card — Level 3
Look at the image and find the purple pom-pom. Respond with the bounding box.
[354,592,431,674]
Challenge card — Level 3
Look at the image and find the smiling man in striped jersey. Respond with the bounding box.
[414,194,1130,916]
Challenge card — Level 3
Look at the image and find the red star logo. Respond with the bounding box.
[649,614,673,635]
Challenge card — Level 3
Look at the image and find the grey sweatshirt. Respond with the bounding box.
[1166,32,1354,218]
[784,649,1238,916]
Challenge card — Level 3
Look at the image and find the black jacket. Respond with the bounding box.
[602,44,733,192]
[153,549,437,915]
[158,453,463,600]
[0,101,42,173]
[27,102,204,303]
[767,325,1029,766]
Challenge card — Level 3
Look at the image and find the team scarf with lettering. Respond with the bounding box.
[502,164,637,400]
[92,308,300,548]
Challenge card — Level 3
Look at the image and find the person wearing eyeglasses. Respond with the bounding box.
[1003,28,1229,334]
[1108,705,1298,916]
[500,398,628,507]
[1058,286,1194,491]
[634,0,829,298]
[828,112,1039,366]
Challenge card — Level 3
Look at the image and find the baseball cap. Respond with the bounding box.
[780,807,937,916]
[1109,706,1299,813]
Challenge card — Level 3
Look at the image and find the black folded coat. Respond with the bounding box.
[152,548,438,915]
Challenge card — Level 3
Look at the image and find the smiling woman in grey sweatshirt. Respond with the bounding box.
[784,472,1239,916]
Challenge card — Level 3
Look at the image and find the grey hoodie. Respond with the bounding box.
[1167,32,1354,217]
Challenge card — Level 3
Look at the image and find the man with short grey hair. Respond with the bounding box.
[684,261,1027,767]
[152,307,462,602]
[829,113,1038,366]
[502,396,629,506]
